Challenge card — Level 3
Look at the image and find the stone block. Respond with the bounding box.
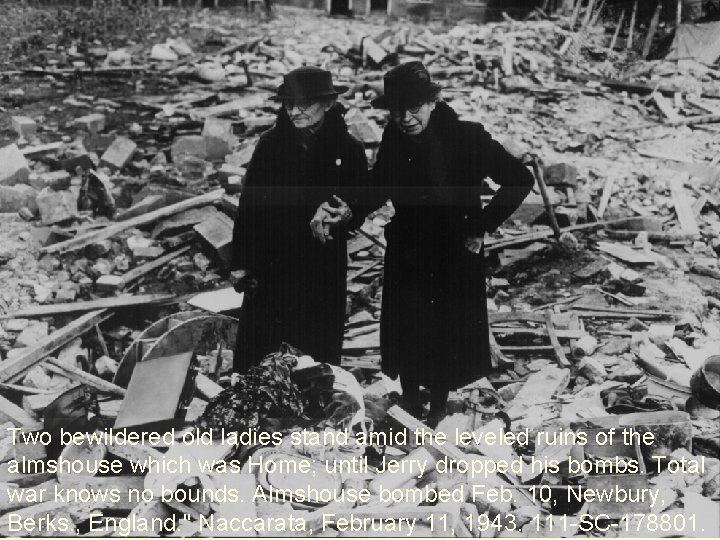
[30,170,72,191]
[544,163,578,187]
[4,319,30,333]
[0,144,30,186]
[36,188,79,225]
[171,135,207,163]
[62,153,95,173]
[132,246,165,260]
[578,356,607,384]
[0,184,38,213]
[15,321,49,349]
[95,275,124,291]
[202,117,236,160]
[217,163,245,182]
[100,137,137,170]
[54,288,77,303]
[75,113,106,134]
[11,116,37,139]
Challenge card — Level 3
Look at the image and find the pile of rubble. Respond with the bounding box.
[0,4,719,538]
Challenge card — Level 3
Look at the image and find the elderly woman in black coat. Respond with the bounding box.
[368,62,534,424]
[231,67,368,372]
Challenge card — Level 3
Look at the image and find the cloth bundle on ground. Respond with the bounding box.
[196,344,304,436]
[197,344,366,435]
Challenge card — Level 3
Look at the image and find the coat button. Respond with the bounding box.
[335,158,342,166]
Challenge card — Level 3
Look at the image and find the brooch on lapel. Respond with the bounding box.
[335,158,342,166]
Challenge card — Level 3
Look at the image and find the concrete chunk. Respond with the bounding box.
[36,188,79,224]
[171,135,207,163]
[0,184,38,213]
[75,113,106,134]
[11,116,37,139]
[30,170,72,191]
[15,321,49,349]
[0,144,31,186]
[100,137,137,170]
[202,117,236,160]
[95,275,124,291]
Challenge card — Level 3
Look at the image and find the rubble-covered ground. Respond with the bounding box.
[0,3,718,538]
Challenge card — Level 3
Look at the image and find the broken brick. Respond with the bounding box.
[100,137,137,170]
[75,113,106,134]
[202,117,236,160]
[11,116,37,139]
[36,188,79,225]
[0,184,38,213]
[0,144,31,186]
[171,135,207,163]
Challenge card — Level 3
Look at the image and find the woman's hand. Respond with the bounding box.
[321,195,353,227]
[310,206,332,244]
[464,236,484,254]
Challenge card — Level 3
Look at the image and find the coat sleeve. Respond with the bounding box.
[465,123,534,235]
[231,134,271,272]
[348,130,395,229]
[339,136,372,232]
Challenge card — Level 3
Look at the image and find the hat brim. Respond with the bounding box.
[371,83,441,110]
[269,85,348,102]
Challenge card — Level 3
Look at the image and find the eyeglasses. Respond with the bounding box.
[283,101,318,112]
[390,104,424,117]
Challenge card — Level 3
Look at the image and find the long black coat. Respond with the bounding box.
[368,102,534,390]
[232,105,367,371]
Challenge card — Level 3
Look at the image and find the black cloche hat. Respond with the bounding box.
[371,61,441,110]
[270,66,347,102]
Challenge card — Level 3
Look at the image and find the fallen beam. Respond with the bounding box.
[485,218,631,252]
[0,310,111,383]
[40,189,224,254]
[0,394,41,429]
[119,246,192,290]
[2,294,175,319]
[43,361,126,396]
[544,309,571,368]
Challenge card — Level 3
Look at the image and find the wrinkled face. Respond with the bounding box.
[390,101,435,136]
[284,99,333,129]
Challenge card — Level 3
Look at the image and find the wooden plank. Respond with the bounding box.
[666,113,720,127]
[119,246,192,290]
[43,361,126,396]
[670,182,701,236]
[596,176,615,218]
[627,0,638,49]
[0,394,40,428]
[642,2,662,59]
[0,310,110,383]
[40,189,224,254]
[505,366,570,419]
[484,218,630,252]
[544,309,571,368]
[489,312,546,324]
[608,9,625,50]
[596,241,656,265]
[2,294,174,320]
[492,327,586,339]
[652,92,680,122]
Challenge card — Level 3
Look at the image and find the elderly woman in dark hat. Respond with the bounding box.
[231,66,368,371]
[368,61,534,425]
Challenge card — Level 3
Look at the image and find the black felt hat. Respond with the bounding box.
[270,66,347,102]
[371,61,441,110]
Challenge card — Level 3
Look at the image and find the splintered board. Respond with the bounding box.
[114,351,194,428]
